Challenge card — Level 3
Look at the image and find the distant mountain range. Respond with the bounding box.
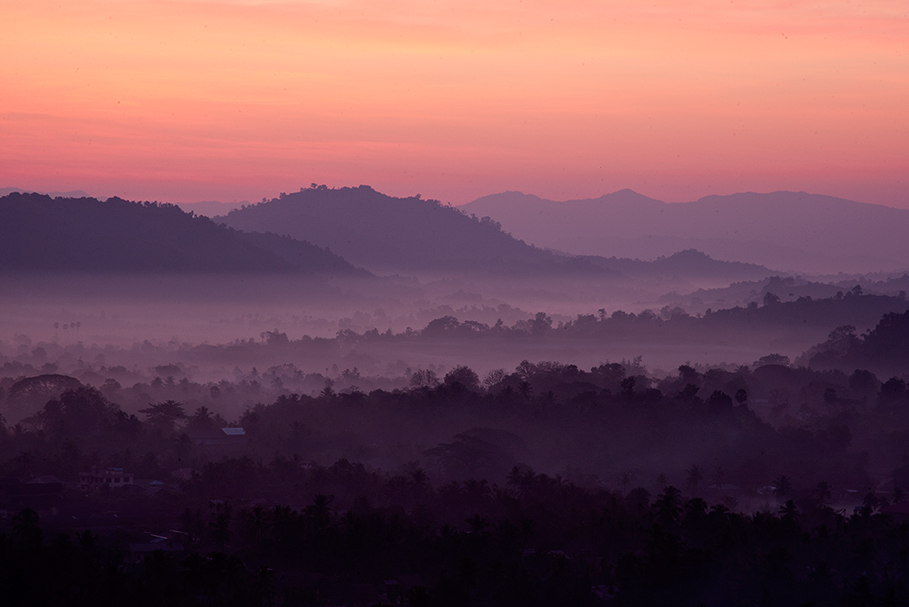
[462,190,909,274]
[0,187,782,282]
[8,186,905,275]
[215,185,778,280]
[0,192,364,275]
[217,185,609,275]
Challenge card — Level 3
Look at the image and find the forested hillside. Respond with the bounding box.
[219,185,612,275]
[0,193,362,275]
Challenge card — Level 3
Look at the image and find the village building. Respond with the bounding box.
[79,466,135,490]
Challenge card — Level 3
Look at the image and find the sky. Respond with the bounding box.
[2,0,908,207]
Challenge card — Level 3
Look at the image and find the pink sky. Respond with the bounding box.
[2,0,907,206]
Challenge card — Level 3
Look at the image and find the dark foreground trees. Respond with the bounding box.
[3,472,909,607]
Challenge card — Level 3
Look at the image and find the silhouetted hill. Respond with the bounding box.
[0,186,93,198]
[582,249,775,282]
[218,185,607,275]
[175,200,245,217]
[0,192,362,275]
[463,190,909,273]
[237,231,369,276]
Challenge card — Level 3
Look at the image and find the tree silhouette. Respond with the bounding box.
[409,369,440,390]
[654,486,682,528]
[139,400,187,433]
[779,500,799,524]
[656,473,669,491]
[763,292,781,306]
[240,506,271,545]
[444,366,480,391]
[686,465,703,493]
[208,501,232,547]
[773,475,792,499]
[814,481,832,507]
[12,508,43,548]
[712,466,726,488]
[619,472,633,495]
[187,405,218,433]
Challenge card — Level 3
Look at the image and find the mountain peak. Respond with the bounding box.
[0,192,362,275]
[220,185,609,275]
[464,189,909,273]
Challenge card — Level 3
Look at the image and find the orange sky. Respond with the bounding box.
[2,0,908,206]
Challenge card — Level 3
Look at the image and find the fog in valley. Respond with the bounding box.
[7,0,909,599]
[3,187,909,606]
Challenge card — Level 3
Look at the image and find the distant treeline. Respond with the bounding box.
[2,292,908,438]
[183,290,909,369]
[4,353,909,497]
[806,308,909,375]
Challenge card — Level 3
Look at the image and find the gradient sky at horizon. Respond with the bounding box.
[2,0,908,207]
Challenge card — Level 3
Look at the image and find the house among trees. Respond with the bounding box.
[79,466,135,490]
[187,427,248,457]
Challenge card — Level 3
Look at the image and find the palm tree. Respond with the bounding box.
[208,501,232,547]
[12,508,42,547]
[656,473,669,491]
[409,466,430,502]
[862,491,879,512]
[654,486,682,527]
[779,499,799,523]
[619,472,633,495]
[309,494,334,530]
[712,466,726,488]
[518,380,533,400]
[814,481,832,507]
[686,465,703,493]
[774,475,793,499]
[683,497,708,526]
[507,466,529,496]
[243,506,271,544]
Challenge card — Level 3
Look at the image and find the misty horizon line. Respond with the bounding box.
[1,184,898,212]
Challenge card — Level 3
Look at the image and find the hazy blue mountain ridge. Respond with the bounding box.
[218,185,779,280]
[462,190,909,273]
[0,187,785,281]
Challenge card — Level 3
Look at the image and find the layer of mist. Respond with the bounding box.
[3,184,909,606]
